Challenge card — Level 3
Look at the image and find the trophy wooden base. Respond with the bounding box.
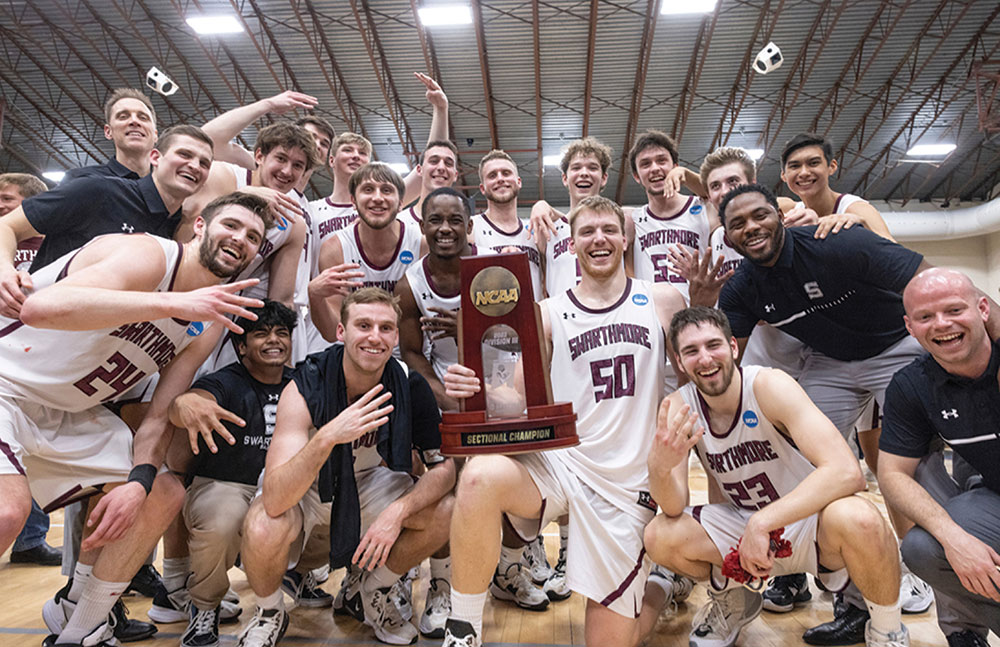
[440,402,578,456]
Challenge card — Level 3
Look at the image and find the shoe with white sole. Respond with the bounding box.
[359,574,418,645]
[689,586,763,647]
[418,578,450,638]
[490,563,549,611]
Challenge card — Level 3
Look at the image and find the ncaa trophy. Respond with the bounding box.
[440,252,578,456]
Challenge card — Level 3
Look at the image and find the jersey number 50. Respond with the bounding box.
[590,355,635,403]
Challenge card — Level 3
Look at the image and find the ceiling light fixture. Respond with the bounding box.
[186,15,244,35]
[661,0,716,15]
[746,149,765,161]
[906,143,956,156]
[42,171,65,183]
[388,163,410,175]
[418,5,473,26]
[543,154,562,167]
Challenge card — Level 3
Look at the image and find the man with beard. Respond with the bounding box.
[716,183,1000,644]
[0,192,270,647]
[644,306,908,647]
[471,151,543,301]
[440,196,687,647]
[311,163,427,339]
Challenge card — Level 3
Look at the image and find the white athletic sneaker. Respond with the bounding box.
[42,583,77,634]
[489,563,550,611]
[359,575,419,645]
[236,607,288,647]
[899,572,933,614]
[673,572,695,603]
[333,566,364,621]
[441,618,481,647]
[418,578,451,638]
[865,621,910,647]
[43,619,119,647]
[522,536,553,584]
[689,586,763,647]
[542,547,570,601]
[389,572,414,621]
[147,585,191,623]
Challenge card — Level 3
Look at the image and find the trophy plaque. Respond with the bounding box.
[440,252,578,456]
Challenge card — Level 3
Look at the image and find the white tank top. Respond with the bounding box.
[543,216,579,299]
[309,198,357,253]
[679,365,815,510]
[402,205,422,226]
[632,196,710,303]
[404,253,471,381]
[545,278,664,519]
[334,219,423,294]
[0,235,203,411]
[793,192,867,216]
[471,213,544,301]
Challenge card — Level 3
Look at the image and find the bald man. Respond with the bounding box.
[879,268,1000,645]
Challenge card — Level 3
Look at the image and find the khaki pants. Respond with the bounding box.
[184,477,256,609]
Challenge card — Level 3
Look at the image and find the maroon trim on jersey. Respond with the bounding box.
[166,241,184,291]
[720,230,736,250]
[479,212,523,237]
[599,547,646,608]
[645,196,694,222]
[567,277,632,314]
[421,257,459,299]
[698,366,743,439]
[0,320,25,340]
[406,206,421,224]
[691,504,703,524]
[833,193,844,214]
[0,437,25,476]
[325,198,353,208]
[501,498,547,545]
[43,484,97,514]
[245,169,253,186]
[354,220,407,271]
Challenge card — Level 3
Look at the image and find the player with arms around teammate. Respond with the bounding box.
[645,306,908,647]
[0,192,270,647]
[440,196,687,647]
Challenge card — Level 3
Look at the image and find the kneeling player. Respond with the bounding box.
[644,307,908,647]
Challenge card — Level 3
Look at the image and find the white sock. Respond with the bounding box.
[559,523,569,552]
[58,576,127,643]
[450,589,487,637]
[161,557,190,592]
[363,565,402,593]
[864,596,902,636]
[498,545,524,572]
[430,556,451,582]
[67,563,93,602]
[257,588,284,611]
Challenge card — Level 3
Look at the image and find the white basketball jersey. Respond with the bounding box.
[335,219,423,294]
[632,196,710,303]
[793,192,867,216]
[308,198,357,253]
[545,278,664,519]
[710,226,745,281]
[544,216,580,299]
[402,205,422,226]
[0,235,202,412]
[472,213,544,301]
[404,250,477,381]
[679,365,814,510]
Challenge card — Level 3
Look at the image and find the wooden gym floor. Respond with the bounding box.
[2,456,996,646]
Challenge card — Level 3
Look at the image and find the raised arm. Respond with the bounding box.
[202,90,319,168]
[402,73,450,205]
[648,395,702,517]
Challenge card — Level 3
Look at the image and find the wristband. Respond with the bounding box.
[127,464,157,495]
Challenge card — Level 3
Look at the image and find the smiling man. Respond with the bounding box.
[878,268,1000,645]
[238,288,454,647]
[65,89,158,181]
[0,192,270,647]
[644,306,907,647]
[0,125,215,319]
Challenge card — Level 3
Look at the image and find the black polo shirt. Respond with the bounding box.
[719,226,923,361]
[188,362,294,486]
[63,158,141,182]
[881,340,1000,494]
[24,174,180,271]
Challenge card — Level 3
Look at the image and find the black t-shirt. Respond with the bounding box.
[881,340,1000,494]
[63,158,141,182]
[719,226,923,361]
[188,362,293,485]
[24,174,180,271]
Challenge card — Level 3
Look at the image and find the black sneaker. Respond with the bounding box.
[126,564,166,598]
[181,605,220,647]
[281,569,333,608]
[9,541,62,565]
[442,618,481,647]
[947,630,990,647]
[802,602,869,646]
[111,598,158,642]
[762,573,812,612]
